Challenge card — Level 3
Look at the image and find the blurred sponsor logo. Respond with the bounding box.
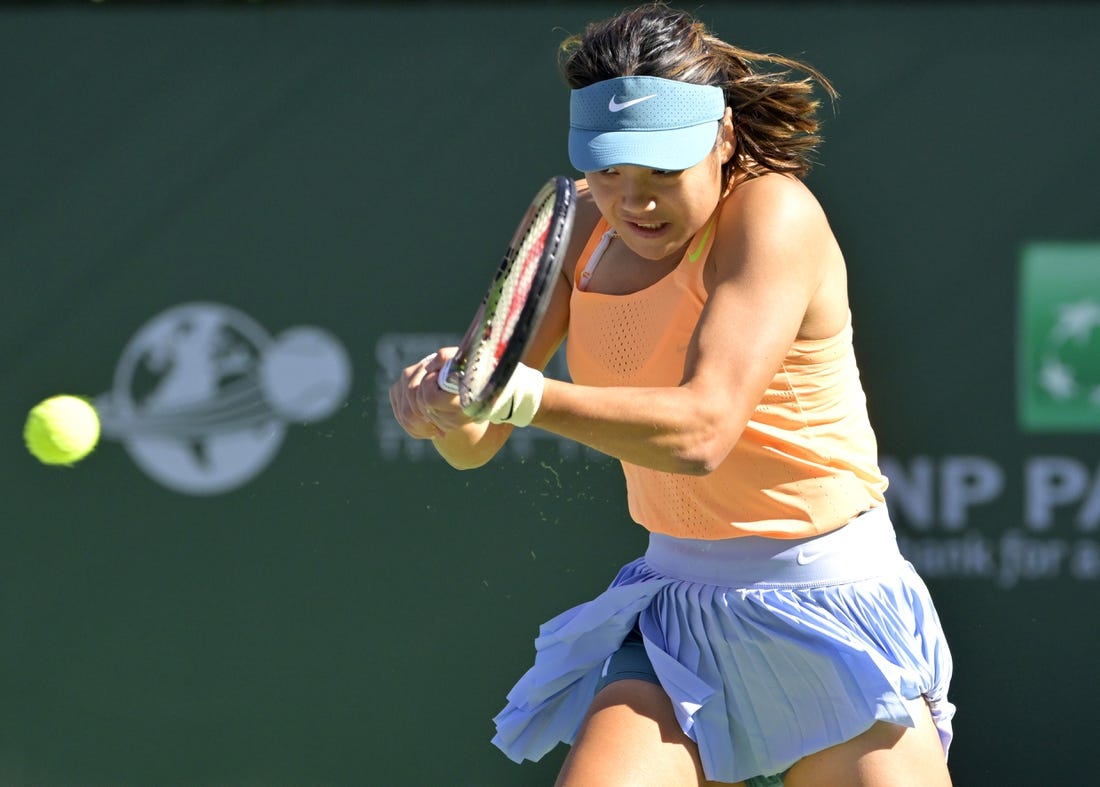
[97,302,351,495]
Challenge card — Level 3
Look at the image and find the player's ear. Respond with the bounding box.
[718,107,735,164]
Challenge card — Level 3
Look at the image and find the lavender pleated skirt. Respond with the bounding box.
[491,506,954,783]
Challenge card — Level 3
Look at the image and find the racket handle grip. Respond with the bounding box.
[437,356,460,394]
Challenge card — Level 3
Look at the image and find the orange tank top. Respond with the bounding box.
[566,217,888,540]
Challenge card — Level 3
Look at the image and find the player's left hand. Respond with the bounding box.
[389,347,469,437]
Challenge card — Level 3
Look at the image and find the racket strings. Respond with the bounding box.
[497,215,551,353]
[464,196,557,395]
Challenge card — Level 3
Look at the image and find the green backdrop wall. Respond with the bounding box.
[3,2,1098,784]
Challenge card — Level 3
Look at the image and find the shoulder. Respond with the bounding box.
[711,173,837,272]
[706,173,839,286]
[710,174,848,339]
[719,173,828,237]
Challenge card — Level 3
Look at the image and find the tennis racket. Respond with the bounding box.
[438,175,576,419]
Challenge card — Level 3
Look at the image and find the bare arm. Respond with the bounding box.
[531,175,845,474]
[393,175,845,475]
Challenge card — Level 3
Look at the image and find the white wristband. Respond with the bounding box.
[480,363,545,427]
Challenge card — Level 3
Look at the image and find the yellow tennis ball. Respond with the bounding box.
[24,395,101,466]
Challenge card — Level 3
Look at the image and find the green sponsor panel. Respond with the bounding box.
[1019,243,1100,431]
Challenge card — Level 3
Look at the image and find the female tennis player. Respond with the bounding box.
[390,4,954,785]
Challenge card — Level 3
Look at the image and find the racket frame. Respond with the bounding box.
[439,176,576,419]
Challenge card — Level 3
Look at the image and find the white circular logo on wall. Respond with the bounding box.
[96,302,352,495]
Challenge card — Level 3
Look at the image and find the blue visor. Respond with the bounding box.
[569,76,726,172]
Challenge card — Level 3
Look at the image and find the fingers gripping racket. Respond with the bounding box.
[438,176,576,420]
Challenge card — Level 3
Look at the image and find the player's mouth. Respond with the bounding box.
[624,220,669,238]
